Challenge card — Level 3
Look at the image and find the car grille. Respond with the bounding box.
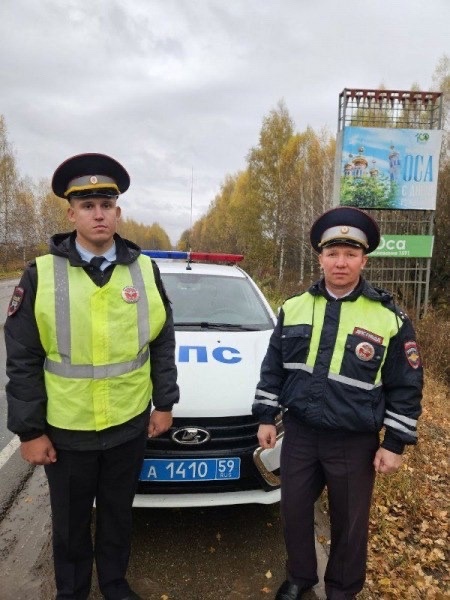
[145,415,259,456]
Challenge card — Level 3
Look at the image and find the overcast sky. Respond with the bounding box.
[1,0,448,244]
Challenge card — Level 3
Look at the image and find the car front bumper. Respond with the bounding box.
[133,486,281,508]
[133,436,283,508]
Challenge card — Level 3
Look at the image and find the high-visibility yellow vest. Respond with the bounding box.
[35,255,166,431]
[282,292,401,386]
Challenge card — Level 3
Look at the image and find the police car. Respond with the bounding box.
[133,251,283,507]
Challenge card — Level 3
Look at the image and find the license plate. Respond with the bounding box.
[140,457,240,482]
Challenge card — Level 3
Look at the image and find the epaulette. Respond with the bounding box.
[384,298,408,322]
[393,304,408,322]
[370,285,408,322]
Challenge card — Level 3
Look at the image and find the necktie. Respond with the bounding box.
[90,256,106,270]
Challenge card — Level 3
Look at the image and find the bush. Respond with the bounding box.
[415,308,450,385]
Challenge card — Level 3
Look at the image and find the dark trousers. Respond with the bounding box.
[44,433,147,600]
[280,414,379,600]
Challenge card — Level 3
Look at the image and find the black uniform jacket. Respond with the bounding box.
[5,232,180,450]
[253,277,423,454]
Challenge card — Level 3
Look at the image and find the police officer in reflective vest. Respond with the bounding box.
[252,206,423,600]
[5,153,179,600]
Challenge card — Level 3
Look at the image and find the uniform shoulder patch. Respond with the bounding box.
[7,286,25,317]
[404,341,421,369]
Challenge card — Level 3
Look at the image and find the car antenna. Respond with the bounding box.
[186,167,193,271]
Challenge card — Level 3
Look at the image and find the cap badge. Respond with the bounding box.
[340,226,350,234]
[90,176,98,184]
[122,286,140,303]
[355,341,375,362]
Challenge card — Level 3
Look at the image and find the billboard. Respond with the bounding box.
[334,127,443,210]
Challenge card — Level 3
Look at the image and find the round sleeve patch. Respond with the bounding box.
[7,286,25,317]
[404,341,421,369]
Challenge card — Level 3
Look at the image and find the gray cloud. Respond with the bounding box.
[1,0,448,243]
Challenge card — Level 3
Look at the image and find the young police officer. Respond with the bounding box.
[6,153,179,600]
[252,206,423,600]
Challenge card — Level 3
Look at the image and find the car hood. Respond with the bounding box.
[171,329,272,418]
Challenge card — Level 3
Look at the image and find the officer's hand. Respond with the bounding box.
[148,409,173,438]
[257,424,277,449]
[373,447,403,474]
[20,435,57,465]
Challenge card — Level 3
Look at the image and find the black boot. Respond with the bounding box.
[275,580,312,600]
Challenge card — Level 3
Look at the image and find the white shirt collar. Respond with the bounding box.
[325,286,354,300]
[76,241,117,269]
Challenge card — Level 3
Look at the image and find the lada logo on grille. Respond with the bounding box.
[171,427,211,445]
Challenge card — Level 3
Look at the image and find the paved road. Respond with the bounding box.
[0,332,12,448]
[0,278,20,449]
[0,278,32,520]
[0,278,19,326]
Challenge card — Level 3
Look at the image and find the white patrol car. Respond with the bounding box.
[133,251,283,508]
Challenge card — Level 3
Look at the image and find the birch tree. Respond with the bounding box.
[431,55,450,307]
[247,100,294,278]
[36,180,71,249]
[0,116,21,266]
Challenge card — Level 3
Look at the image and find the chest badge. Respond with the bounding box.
[355,341,375,362]
[122,286,140,303]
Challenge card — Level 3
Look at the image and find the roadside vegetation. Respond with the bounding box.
[362,309,449,599]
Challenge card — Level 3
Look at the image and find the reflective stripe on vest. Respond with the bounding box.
[35,254,166,430]
[282,292,400,387]
[281,363,381,390]
[46,256,151,378]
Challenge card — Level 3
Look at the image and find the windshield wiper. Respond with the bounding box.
[174,321,260,331]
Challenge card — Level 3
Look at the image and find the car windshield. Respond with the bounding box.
[161,272,274,330]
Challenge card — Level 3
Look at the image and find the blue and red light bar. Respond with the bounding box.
[142,250,244,263]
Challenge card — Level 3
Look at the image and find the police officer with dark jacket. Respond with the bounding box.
[252,207,423,600]
[5,153,179,600]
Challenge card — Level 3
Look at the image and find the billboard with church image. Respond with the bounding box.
[334,127,443,210]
